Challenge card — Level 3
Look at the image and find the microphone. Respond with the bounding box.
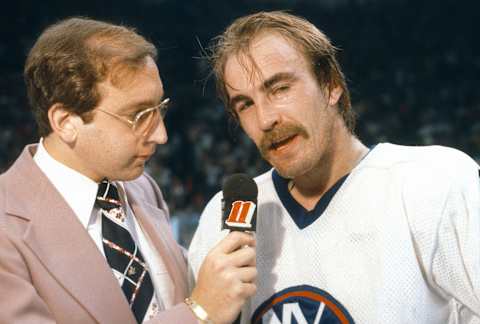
[222,173,258,232]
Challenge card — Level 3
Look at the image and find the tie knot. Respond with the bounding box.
[96,180,122,211]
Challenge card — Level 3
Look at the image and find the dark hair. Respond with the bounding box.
[209,11,356,133]
[24,17,157,136]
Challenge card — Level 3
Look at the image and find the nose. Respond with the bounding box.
[256,99,279,132]
[146,118,168,144]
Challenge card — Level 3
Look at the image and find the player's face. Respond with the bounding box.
[73,56,168,182]
[224,33,342,179]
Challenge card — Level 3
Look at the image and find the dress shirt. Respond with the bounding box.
[33,140,173,311]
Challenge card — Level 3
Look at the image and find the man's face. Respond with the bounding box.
[224,33,342,179]
[73,56,167,182]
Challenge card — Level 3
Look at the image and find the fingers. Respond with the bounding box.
[227,245,256,267]
[235,266,257,284]
[240,282,257,298]
[191,231,257,324]
[215,231,256,254]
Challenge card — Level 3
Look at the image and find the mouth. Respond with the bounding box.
[137,151,155,160]
[269,134,298,151]
[260,123,308,158]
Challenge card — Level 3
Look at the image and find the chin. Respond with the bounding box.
[273,159,315,179]
[111,166,145,182]
[273,163,299,179]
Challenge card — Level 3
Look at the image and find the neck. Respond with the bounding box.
[290,133,368,211]
[43,135,102,183]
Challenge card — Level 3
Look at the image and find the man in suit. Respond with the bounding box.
[0,18,257,324]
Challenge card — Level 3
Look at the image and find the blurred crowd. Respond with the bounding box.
[1,0,478,246]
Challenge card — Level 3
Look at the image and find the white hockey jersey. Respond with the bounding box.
[188,143,480,324]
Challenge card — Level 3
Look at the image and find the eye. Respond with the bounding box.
[130,108,146,122]
[235,99,254,113]
[272,84,290,96]
[129,112,138,120]
[127,106,147,120]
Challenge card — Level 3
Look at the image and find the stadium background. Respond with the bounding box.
[1,0,478,246]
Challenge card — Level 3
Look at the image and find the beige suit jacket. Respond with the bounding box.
[0,145,197,324]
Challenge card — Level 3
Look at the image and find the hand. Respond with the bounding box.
[191,231,257,324]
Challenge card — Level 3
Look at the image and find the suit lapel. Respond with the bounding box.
[4,146,137,324]
[125,188,189,304]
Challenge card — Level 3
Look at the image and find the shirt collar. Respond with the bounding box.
[33,139,99,229]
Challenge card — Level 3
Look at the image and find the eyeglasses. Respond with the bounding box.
[97,98,170,137]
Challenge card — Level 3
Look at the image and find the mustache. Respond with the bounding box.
[259,123,308,156]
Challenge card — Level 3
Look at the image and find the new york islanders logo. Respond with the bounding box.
[224,200,256,229]
[251,285,355,324]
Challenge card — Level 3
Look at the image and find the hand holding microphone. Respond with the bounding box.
[189,174,258,324]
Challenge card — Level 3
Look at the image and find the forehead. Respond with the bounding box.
[112,56,163,91]
[224,33,309,92]
[97,56,164,110]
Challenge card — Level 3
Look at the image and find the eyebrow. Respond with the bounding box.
[261,72,297,91]
[228,72,298,108]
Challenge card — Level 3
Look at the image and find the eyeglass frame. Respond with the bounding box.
[96,97,170,136]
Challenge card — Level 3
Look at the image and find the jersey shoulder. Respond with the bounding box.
[365,143,478,179]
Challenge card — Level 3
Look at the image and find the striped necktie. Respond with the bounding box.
[96,180,156,323]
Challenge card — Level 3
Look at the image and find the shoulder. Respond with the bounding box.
[254,169,275,191]
[0,147,36,228]
[357,144,479,221]
[365,143,478,184]
[367,143,475,168]
[370,144,479,224]
[125,172,159,192]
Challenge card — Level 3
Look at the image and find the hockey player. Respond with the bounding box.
[189,11,480,324]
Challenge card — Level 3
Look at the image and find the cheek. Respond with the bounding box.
[81,126,137,163]
[311,109,336,146]
[105,135,138,162]
[239,116,261,144]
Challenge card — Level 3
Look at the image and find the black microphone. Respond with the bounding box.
[222,173,258,232]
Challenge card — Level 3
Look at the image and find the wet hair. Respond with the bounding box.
[209,11,356,133]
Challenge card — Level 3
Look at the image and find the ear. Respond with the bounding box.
[47,103,84,144]
[327,85,343,107]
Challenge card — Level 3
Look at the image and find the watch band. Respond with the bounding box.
[184,297,213,324]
